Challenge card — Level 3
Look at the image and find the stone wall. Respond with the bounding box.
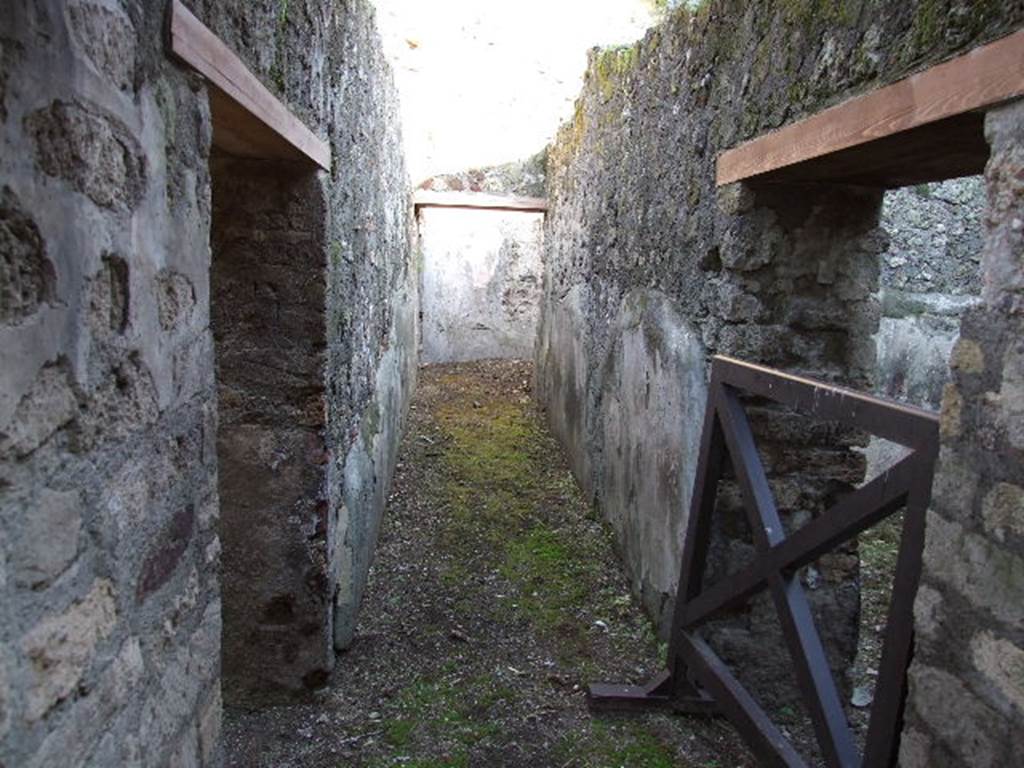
[898,100,1024,768]
[1,0,414,765]
[1,1,220,764]
[538,0,1023,720]
[419,208,543,364]
[868,178,984,473]
[189,0,417,699]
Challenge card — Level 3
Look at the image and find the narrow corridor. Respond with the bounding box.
[223,360,753,767]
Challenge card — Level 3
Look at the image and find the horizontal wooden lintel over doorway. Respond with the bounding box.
[413,191,549,214]
[168,0,331,170]
[717,29,1024,188]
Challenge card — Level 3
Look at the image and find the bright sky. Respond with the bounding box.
[371,0,658,184]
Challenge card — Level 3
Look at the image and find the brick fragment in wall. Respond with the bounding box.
[20,578,118,722]
[24,100,146,211]
[0,186,55,325]
[136,504,196,602]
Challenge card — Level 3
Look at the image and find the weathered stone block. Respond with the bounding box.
[87,254,129,336]
[932,445,980,517]
[981,482,1024,543]
[981,102,1024,315]
[66,1,136,91]
[994,339,1024,450]
[12,487,81,588]
[21,578,117,721]
[156,269,197,332]
[897,726,933,768]
[0,361,77,458]
[908,664,1004,768]
[970,630,1024,714]
[28,634,144,767]
[950,337,986,375]
[25,101,146,211]
[911,583,944,641]
[923,512,1024,628]
[0,186,54,325]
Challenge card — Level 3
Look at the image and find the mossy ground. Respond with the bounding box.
[224,360,752,767]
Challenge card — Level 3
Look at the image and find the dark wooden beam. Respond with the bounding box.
[413,191,548,213]
[168,0,331,170]
[717,29,1024,188]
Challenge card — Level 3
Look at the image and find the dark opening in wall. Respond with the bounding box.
[209,153,334,699]
[850,174,985,742]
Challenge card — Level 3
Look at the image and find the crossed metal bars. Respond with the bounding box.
[588,356,940,767]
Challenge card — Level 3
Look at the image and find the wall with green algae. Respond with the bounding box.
[538,0,1024,760]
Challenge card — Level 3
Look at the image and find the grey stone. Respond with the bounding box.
[880,178,984,295]
[0,361,78,459]
[924,512,1024,630]
[12,488,81,588]
[25,101,146,211]
[908,665,1004,768]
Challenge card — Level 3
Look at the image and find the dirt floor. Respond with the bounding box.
[224,360,754,767]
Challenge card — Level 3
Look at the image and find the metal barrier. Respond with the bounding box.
[588,356,940,768]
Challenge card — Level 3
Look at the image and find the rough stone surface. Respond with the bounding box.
[1,3,220,764]
[880,178,984,294]
[11,488,80,589]
[866,177,984,474]
[21,578,117,722]
[420,207,543,364]
[538,0,1023,727]
[0,187,54,325]
[901,99,1024,766]
[2,0,414,764]
[25,100,146,211]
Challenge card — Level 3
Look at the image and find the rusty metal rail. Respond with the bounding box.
[588,356,940,768]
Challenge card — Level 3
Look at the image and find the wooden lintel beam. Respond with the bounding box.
[168,0,331,171]
[413,191,548,214]
[717,29,1024,187]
